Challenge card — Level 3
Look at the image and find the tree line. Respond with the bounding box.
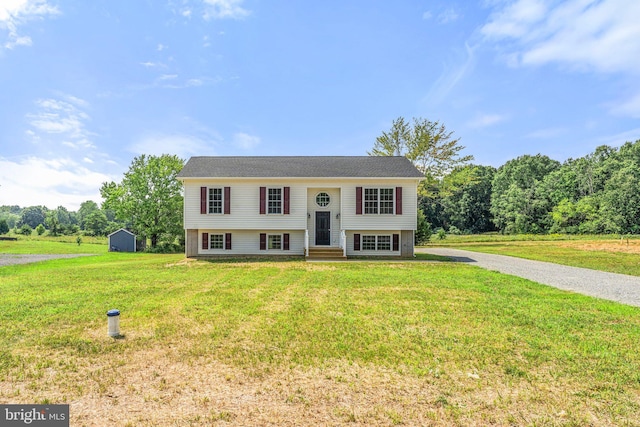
[0,201,119,237]
[420,140,640,237]
[1,154,185,252]
[371,117,640,240]
[3,120,638,246]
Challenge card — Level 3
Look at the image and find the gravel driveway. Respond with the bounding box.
[417,247,640,308]
[0,254,94,267]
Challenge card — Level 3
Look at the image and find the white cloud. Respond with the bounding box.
[157,43,167,51]
[26,97,94,145]
[129,133,217,159]
[467,113,508,128]
[0,156,113,210]
[140,61,166,68]
[438,8,459,24]
[424,43,476,106]
[0,0,59,50]
[482,0,640,119]
[202,0,250,20]
[422,11,433,20]
[482,0,640,74]
[232,132,261,150]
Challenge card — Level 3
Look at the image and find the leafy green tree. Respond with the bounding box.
[370,117,473,181]
[84,210,109,236]
[415,209,432,244]
[0,219,9,234]
[36,223,46,235]
[440,165,496,233]
[45,211,61,236]
[491,154,560,233]
[100,154,184,248]
[77,201,100,230]
[18,206,48,229]
[599,162,640,234]
[19,224,33,235]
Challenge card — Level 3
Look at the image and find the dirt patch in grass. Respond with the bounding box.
[0,343,624,426]
[557,239,640,254]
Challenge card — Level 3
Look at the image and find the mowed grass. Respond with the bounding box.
[430,234,640,276]
[1,244,640,425]
[0,235,108,254]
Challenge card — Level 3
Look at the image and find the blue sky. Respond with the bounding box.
[1,0,639,210]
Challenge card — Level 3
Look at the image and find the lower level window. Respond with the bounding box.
[210,234,224,249]
[268,234,282,250]
[362,235,391,251]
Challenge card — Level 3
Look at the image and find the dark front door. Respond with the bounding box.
[315,212,331,245]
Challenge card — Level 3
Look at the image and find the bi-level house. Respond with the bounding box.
[177,156,423,259]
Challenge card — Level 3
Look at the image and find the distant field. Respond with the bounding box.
[428,234,640,276]
[0,235,108,254]
[1,241,640,425]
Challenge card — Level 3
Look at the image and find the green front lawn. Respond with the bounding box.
[1,251,640,425]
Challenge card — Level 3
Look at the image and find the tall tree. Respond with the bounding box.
[17,206,48,229]
[490,154,560,233]
[100,154,184,248]
[440,165,496,233]
[77,201,100,230]
[369,117,473,181]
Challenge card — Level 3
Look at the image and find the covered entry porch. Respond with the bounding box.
[304,187,346,259]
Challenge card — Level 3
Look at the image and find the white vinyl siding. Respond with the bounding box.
[183,180,307,230]
[199,230,304,255]
[342,183,417,231]
[346,231,401,256]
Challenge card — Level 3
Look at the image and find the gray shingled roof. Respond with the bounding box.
[177,156,424,178]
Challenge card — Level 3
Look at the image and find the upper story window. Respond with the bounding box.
[208,188,223,214]
[268,188,282,214]
[315,192,330,207]
[201,186,230,215]
[364,188,394,215]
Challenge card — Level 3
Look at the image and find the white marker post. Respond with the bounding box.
[107,309,121,337]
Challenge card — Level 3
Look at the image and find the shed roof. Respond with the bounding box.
[107,228,135,238]
[177,156,424,179]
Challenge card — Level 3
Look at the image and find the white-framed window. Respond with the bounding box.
[364,188,394,215]
[362,235,377,250]
[210,234,224,249]
[362,235,392,251]
[268,234,282,250]
[315,192,331,207]
[379,189,394,214]
[268,188,282,214]
[208,188,223,214]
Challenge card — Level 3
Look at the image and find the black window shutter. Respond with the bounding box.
[259,187,266,215]
[259,233,267,250]
[356,187,362,215]
[200,187,207,214]
[354,233,360,251]
[283,233,290,250]
[393,234,399,251]
[225,233,232,250]
[224,187,231,215]
[395,187,402,215]
[202,232,209,250]
[284,187,290,214]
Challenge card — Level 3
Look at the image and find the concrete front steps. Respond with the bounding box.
[306,247,346,261]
